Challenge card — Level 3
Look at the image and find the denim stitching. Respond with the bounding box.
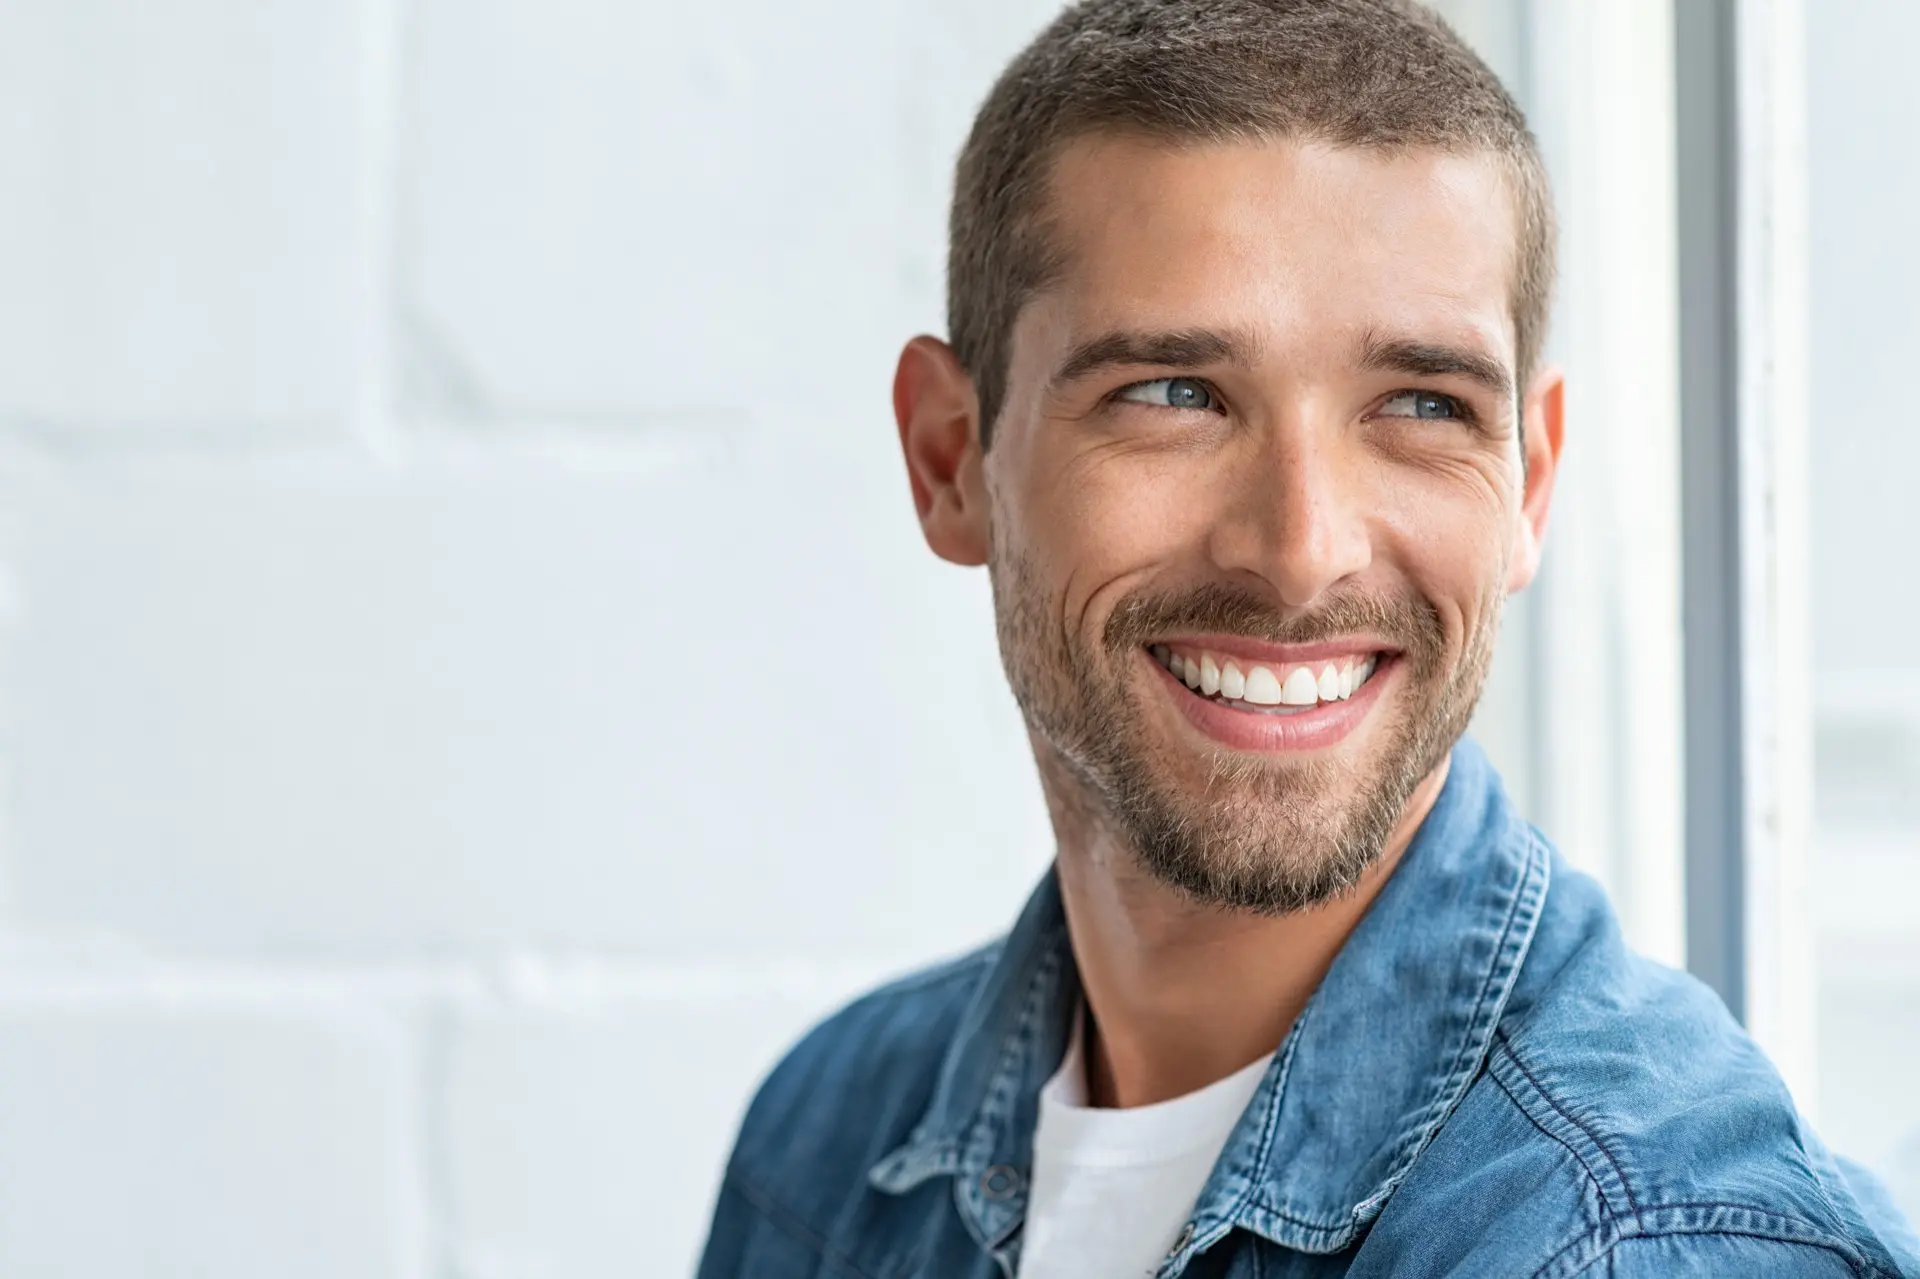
[1212,995,1311,1244]
[957,934,1065,1255]
[1356,822,1549,1213]
[1393,826,1548,1170]
[1486,1062,1618,1225]
[1496,1027,1641,1220]
[1535,1216,1875,1279]
[1242,821,1551,1240]
[1531,1204,1867,1277]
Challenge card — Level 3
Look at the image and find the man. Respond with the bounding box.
[699,1,1919,1275]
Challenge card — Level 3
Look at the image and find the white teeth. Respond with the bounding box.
[1281,666,1320,706]
[1242,665,1284,705]
[1159,646,1381,707]
[1220,661,1246,700]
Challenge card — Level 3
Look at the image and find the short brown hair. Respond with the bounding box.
[948,0,1556,444]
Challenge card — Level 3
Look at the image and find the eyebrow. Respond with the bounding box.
[1357,333,1515,400]
[1051,327,1259,386]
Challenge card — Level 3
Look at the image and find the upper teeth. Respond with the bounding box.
[1150,645,1377,707]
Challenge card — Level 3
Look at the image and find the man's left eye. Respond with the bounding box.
[1378,390,1464,420]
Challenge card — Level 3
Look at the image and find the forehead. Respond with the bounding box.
[1030,133,1518,366]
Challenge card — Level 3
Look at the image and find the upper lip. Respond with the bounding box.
[1146,634,1399,665]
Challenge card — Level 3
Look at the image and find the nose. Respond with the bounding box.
[1206,420,1372,608]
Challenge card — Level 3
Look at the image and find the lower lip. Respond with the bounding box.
[1147,650,1393,753]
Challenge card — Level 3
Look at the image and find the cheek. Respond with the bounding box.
[1015,442,1225,608]
[1370,463,1514,628]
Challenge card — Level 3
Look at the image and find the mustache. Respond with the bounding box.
[1103,581,1445,662]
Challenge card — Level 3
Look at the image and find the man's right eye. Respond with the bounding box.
[1115,377,1219,412]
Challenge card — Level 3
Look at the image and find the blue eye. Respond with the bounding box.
[1116,377,1218,411]
[1378,390,1463,420]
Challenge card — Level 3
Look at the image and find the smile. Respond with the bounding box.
[1143,638,1395,753]
[1150,643,1381,713]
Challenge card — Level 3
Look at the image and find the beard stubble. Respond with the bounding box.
[990,541,1503,914]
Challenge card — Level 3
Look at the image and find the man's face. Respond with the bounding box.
[903,135,1560,913]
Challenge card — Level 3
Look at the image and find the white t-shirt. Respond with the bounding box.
[1018,1010,1274,1279]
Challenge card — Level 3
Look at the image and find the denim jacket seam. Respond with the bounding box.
[1531,1210,1879,1279]
[955,926,1068,1154]
[722,1168,884,1279]
[954,939,1067,1255]
[1777,1112,1878,1263]
[1485,1061,1617,1230]
[1494,1028,1641,1220]
[964,941,1057,1153]
[1380,823,1547,1187]
[1224,1001,1310,1230]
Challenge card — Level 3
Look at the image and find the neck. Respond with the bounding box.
[1040,749,1451,1109]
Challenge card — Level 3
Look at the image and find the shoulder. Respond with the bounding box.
[720,942,997,1215]
[1469,1017,1893,1276]
[1376,855,1907,1277]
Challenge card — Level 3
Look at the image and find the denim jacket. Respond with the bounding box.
[698,741,1919,1277]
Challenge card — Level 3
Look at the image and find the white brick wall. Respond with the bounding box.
[0,0,369,432]
[0,990,420,1277]
[0,0,1066,1272]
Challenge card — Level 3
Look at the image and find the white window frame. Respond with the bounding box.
[1674,0,1817,1111]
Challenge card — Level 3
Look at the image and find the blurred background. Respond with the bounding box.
[0,0,1912,1274]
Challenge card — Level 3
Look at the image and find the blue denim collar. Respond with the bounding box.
[867,739,1550,1263]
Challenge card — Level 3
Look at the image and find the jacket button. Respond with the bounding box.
[1168,1222,1195,1256]
[980,1164,1023,1200]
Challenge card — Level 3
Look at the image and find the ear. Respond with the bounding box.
[893,335,990,567]
[1506,365,1566,593]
